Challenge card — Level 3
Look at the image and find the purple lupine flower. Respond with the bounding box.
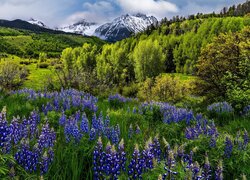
[128,144,143,179]
[243,129,249,149]
[0,107,12,154]
[202,153,212,180]
[191,161,202,179]
[207,102,233,114]
[224,137,233,158]
[163,150,177,180]
[75,110,81,122]
[97,113,104,136]
[177,144,185,159]
[93,137,104,180]
[48,148,54,164]
[38,123,56,149]
[152,136,161,162]
[40,152,49,175]
[10,117,23,145]
[104,143,120,179]
[64,118,82,143]
[215,160,223,180]
[92,114,98,130]
[15,140,39,173]
[135,124,141,134]
[103,116,110,137]
[59,112,66,126]
[89,128,96,141]
[118,139,126,172]
[142,139,154,171]
[110,127,119,145]
[243,105,250,117]
[80,113,89,134]
[210,136,217,148]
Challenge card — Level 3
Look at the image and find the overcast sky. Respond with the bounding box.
[0,0,246,27]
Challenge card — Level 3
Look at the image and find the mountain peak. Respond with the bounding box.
[94,14,158,42]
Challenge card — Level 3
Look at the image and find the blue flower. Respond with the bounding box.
[224,137,233,158]
[243,129,249,149]
[0,108,12,154]
[215,160,223,180]
[89,128,97,141]
[118,139,126,172]
[59,112,66,126]
[93,137,104,180]
[128,144,143,179]
[163,150,177,180]
[80,113,89,134]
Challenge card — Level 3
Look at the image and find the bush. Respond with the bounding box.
[20,60,31,65]
[0,61,27,89]
[38,62,49,69]
[138,75,193,103]
[122,83,139,98]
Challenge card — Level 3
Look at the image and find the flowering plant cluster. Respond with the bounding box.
[13,88,98,114]
[207,102,233,115]
[139,102,194,124]
[60,111,121,144]
[0,107,56,175]
[93,137,126,180]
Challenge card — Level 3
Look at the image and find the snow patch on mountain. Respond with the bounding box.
[58,20,99,36]
[27,18,48,28]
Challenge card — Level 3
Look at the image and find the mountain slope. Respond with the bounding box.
[94,13,158,42]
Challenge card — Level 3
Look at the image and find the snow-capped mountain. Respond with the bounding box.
[94,13,158,42]
[27,18,48,28]
[58,20,99,36]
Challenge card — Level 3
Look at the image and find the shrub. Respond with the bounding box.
[19,60,31,65]
[0,61,27,89]
[122,83,139,98]
[39,62,49,69]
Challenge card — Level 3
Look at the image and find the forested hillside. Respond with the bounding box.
[0,27,105,58]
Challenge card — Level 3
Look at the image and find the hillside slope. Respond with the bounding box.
[0,27,105,57]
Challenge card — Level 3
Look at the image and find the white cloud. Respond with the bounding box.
[116,0,178,19]
[64,1,117,26]
[0,0,74,27]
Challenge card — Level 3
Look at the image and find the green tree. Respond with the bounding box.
[133,39,165,82]
[39,52,47,63]
[197,28,250,108]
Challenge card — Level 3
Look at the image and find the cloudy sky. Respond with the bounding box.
[0,0,246,27]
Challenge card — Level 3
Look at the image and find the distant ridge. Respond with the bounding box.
[0,19,74,34]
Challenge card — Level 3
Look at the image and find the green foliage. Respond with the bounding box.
[38,62,49,69]
[133,39,165,82]
[138,74,194,103]
[39,52,47,63]
[197,27,250,110]
[0,61,28,90]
